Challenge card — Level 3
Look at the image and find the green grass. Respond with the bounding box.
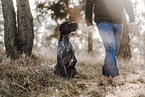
[0,50,144,97]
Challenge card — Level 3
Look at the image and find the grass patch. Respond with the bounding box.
[0,50,144,96]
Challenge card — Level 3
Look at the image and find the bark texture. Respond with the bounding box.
[16,0,34,56]
[1,0,18,59]
[88,31,93,53]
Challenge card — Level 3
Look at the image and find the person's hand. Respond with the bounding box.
[128,22,138,33]
[87,25,94,32]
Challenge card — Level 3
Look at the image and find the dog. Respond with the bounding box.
[54,22,78,80]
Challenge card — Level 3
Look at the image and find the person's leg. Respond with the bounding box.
[114,24,123,53]
[97,22,119,78]
[111,24,125,86]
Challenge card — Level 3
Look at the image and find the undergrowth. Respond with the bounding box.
[0,50,144,97]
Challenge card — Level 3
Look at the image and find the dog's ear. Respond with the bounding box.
[59,22,70,34]
[59,23,64,32]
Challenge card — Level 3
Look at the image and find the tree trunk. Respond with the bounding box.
[117,15,132,59]
[88,31,93,53]
[143,0,145,4]
[16,0,34,56]
[143,0,145,58]
[1,0,18,59]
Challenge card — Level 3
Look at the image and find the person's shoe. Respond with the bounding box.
[111,76,125,86]
[99,75,110,86]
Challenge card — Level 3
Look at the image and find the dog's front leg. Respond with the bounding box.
[59,61,69,80]
[59,53,69,80]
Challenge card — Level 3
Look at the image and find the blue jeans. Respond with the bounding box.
[97,22,123,78]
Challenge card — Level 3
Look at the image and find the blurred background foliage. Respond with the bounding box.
[0,0,144,60]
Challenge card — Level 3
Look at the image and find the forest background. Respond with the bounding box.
[0,0,144,96]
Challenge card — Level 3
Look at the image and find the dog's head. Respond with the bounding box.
[59,22,78,35]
